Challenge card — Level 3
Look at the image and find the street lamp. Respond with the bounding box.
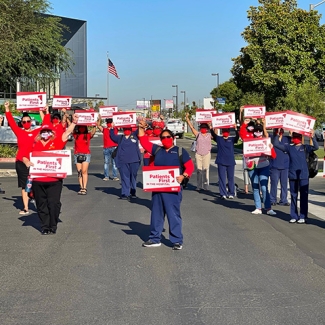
[180,90,186,110]
[310,0,325,10]
[211,73,219,88]
[172,85,178,114]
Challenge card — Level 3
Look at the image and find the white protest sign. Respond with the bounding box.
[265,112,286,129]
[243,105,266,118]
[99,106,118,118]
[75,110,99,126]
[112,112,137,127]
[282,110,316,136]
[195,109,216,123]
[29,150,72,178]
[16,92,47,111]
[52,95,72,109]
[142,166,180,192]
[243,138,271,157]
[212,112,236,128]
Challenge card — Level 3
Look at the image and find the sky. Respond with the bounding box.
[48,0,325,110]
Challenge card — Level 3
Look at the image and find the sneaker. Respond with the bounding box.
[220,195,226,200]
[228,195,234,199]
[251,209,262,215]
[130,195,137,199]
[103,177,110,181]
[297,219,305,224]
[142,240,161,247]
[120,195,130,201]
[113,177,120,181]
[267,209,277,216]
[172,243,183,250]
[289,218,297,223]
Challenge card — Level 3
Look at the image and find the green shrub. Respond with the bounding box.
[0,144,17,158]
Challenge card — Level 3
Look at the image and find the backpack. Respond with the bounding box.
[304,146,318,178]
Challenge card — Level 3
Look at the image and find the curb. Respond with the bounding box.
[0,158,15,163]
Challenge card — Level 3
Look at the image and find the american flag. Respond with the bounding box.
[108,59,120,79]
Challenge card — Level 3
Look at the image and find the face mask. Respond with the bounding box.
[254,131,263,137]
[22,121,31,130]
[79,127,86,133]
[153,128,161,136]
[200,128,208,134]
[292,138,301,145]
[106,123,112,128]
[52,118,59,125]
[40,132,52,141]
[161,137,174,148]
[222,132,230,138]
[124,130,132,136]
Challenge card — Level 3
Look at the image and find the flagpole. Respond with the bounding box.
[106,51,109,105]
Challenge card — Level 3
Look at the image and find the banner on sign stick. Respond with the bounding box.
[52,95,72,109]
[112,111,137,127]
[243,138,271,157]
[265,112,286,129]
[243,105,266,118]
[212,112,236,128]
[99,106,118,118]
[29,150,72,178]
[75,110,99,126]
[195,109,216,123]
[16,92,47,111]
[142,166,181,192]
[282,110,316,136]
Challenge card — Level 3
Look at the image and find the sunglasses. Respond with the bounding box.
[161,135,172,139]
[22,120,31,124]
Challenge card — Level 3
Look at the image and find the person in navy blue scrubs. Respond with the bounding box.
[269,128,290,206]
[138,122,194,250]
[110,125,141,200]
[273,131,318,224]
[209,125,239,199]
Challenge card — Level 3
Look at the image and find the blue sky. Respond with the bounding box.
[49,0,325,110]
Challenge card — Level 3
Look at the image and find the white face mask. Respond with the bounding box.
[40,131,52,140]
[254,131,263,137]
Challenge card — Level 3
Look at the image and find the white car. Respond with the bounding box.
[166,119,184,138]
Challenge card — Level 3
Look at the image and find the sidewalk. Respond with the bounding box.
[211,159,325,221]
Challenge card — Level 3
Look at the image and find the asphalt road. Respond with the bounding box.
[1,136,325,324]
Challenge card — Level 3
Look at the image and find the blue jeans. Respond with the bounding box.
[248,166,271,210]
[103,147,118,178]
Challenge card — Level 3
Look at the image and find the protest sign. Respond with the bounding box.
[211,112,236,128]
[29,150,72,178]
[52,95,72,109]
[16,92,47,111]
[112,112,137,127]
[75,110,99,126]
[243,105,266,118]
[99,106,118,118]
[282,110,316,136]
[243,138,271,157]
[265,112,286,129]
[195,109,216,123]
[142,166,181,192]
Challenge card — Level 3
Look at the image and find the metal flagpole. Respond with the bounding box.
[106,51,109,105]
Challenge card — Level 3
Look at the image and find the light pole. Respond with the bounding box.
[180,91,186,110]
[211,73,219,88]
[172,85,178,114]
[310,0,325,10]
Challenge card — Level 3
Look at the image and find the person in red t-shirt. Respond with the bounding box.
[4,101,40,215]
[40,106,68,137]
[97,117,119,181]
[73,124,96,195]
[22,115,78,235]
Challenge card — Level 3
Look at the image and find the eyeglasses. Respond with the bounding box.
[22,120,31,124]
[161,135,172,139]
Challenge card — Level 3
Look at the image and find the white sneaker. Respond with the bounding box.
[103,177,109,181]
[297,219,305,224]
[228,195,234,199]
[289,218,297,223]
[267,209,277,216]
[251,209,262,215]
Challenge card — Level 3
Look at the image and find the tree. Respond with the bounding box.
[231,0,325,110]
[0,0,72,87]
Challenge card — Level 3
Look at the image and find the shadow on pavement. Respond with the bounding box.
[2,195,24,211]
[18,212,41,233]
[89,172,105,180]
[63,184,81,193]
[95,186,121,197]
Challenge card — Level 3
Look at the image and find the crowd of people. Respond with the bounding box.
[3,102,321,245]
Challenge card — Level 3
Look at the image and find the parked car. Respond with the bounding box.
[166,118,184,138]
[315,124,325,141]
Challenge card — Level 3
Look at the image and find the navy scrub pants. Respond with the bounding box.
[289,179,309,220]
[218,164,235,197]
[119,162,140,197]
[270,168,289,204]
[149,191,183,245]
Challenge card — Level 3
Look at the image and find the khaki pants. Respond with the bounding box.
[195,152,211,189]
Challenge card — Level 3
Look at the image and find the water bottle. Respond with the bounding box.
[25,177,33,193]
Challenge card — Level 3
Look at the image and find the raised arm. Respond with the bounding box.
[208,123,218,142]
[4,101,21,136]
[109,124,121,143]
[306,130,319,152]
[273,135,287,152]
[62,114,78,142]
[185,113,199,137]
[97,115,104,132]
